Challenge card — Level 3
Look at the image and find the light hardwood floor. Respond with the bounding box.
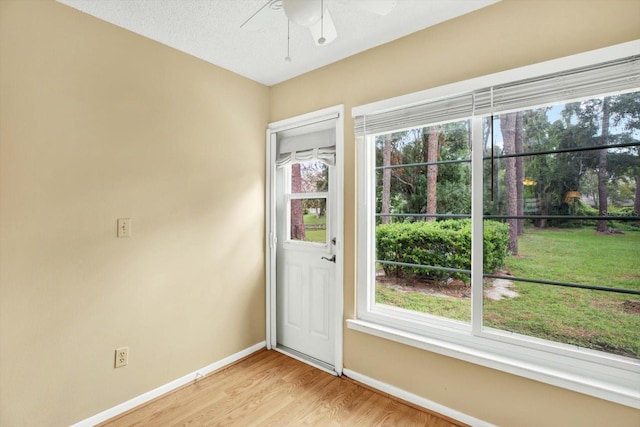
[99,349,464,426]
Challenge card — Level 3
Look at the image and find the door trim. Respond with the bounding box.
[266,105,344,375]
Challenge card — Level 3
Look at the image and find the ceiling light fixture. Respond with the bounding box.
[282,0,322,27]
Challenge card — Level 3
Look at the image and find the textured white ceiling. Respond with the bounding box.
[57,0,499,86]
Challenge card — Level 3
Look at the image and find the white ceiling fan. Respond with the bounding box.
[241,0,398,47]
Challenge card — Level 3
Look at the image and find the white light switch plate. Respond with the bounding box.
[117,218,131,238]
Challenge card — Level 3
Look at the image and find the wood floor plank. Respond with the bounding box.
[100,350,464,427]
[256,370,337,426]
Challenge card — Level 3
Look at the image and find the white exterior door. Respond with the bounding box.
[276,158,335,366]
[266,106,343,373]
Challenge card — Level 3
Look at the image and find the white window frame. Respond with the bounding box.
[349,40,640,409]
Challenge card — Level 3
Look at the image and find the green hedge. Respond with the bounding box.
[376,219,509,281]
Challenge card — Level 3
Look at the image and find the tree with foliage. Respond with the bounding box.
[559,93,639,228]
[375,122,471,224]
[515,112,525,235]
[521,108,553,227]
[290,163,305,240]
[300,161,328,218]
[597,97,611,232]
[381,134,392,224]
[425,125,439,221]
[609,92,640,214]
[500,112,519,255]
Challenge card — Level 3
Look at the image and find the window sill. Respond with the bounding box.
[346,318,640,409]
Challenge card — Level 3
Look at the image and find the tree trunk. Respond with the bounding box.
[426,126,439,222]
[539,193,551,229]
[515,112,525,235]
[381,134,392,224]
[290,163,306,240]
[501,113,518,255]
[597,97,610,233]
[635,175,640,214]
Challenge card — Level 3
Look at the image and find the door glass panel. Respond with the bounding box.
[291,161,329,194]
[289,197,327,244]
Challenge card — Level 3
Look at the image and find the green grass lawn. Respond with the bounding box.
[303,213,326,226]
[376,285,471,321]
[506,228,640,291]
[302,214,326,243]
[488,228,640,358]
[304,229,326,243]
[376,228,640,358]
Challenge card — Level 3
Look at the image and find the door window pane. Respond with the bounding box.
[290,161,329,194]
[289,197,327,244]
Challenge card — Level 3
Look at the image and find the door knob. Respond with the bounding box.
[321,255,336,263]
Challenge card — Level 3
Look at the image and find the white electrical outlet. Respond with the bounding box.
[117,218,131,238]
[115,347,128,368]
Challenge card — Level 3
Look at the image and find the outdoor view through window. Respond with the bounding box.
[374,92,640,359]
[289,160,328,244]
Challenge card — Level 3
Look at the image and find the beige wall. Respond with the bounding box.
[269,0,640,426]
[0,1,268,425]
[2,0,640,426]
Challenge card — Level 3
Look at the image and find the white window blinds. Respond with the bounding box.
[353,93,474,137]
[275,146,336,167]
[276,123,337,167]
[354,55,640,137]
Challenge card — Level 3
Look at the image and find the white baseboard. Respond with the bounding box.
[342,368,493,427]
[70,341,266,427]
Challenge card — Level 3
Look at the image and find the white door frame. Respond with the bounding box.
[265,105,344,375]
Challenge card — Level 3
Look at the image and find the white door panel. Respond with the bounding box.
[309,266,330,339]
[282,263,302,330]
[275,179,335,364]
[276,248,335,364]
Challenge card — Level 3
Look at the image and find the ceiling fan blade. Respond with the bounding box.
[356,0,398,16]
[310,8,337,46]
[240,0,281,31]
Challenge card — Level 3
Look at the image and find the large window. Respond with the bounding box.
[352,44,640,408]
